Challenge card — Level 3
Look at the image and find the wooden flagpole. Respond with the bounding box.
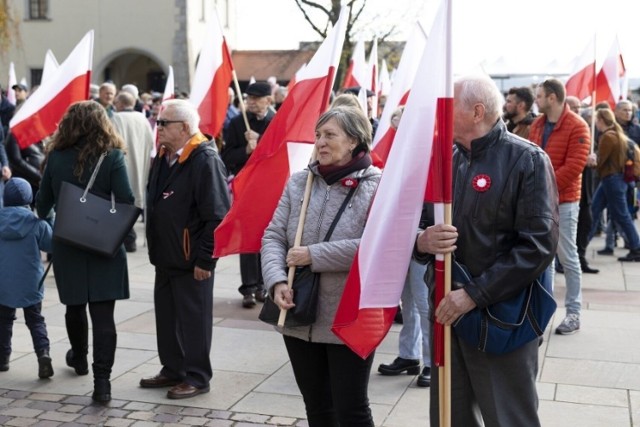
[278,147,318,327]
[231,69,251,132]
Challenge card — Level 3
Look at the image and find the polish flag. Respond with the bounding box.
[286,63,306,93]
[332,0,453,359]
[6,62,17,105]
[214,7,348,257]
[596,37,626,108]
[565,38,595,102]
[368,37,379,119]
[189,11,233,138]
[342,38,367,89]
[10,30,93,149]
[378,59,391,97]
[41,50,60,84]
[151,65,175,158]
[371,22,428,166]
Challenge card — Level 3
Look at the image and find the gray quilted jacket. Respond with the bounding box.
[261,163,382,344]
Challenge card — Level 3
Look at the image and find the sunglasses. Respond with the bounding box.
[156,119,183,127]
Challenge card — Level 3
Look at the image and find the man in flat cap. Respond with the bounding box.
[221,81,275,308]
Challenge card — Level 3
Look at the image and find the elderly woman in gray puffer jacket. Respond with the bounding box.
[261,106,382,427]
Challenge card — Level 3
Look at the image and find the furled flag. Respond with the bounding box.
[10,30,93,149]
[596,36,626,108]
[332,0,453,360]
[368,37,379,119]
[565,38,596,102]
[378,59,391,98]
[41,50,60,84]
[371,22,428,166]
[151,65,175,158]
[214,7,348,257]
[6,62,17,105]
[189,11,234,138]
[342,38,367,89]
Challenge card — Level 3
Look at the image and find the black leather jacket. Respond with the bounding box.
[421,120,559,309]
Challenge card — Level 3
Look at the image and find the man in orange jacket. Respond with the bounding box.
[529,79,590,335]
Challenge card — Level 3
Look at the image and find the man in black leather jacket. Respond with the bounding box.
[415,75,559,427]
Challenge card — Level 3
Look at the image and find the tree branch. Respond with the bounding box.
[294,0,330,38]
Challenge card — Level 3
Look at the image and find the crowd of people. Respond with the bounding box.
[0,70,639,426]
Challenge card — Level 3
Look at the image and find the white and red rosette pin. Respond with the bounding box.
[472,174,491,192]
[340,177,359,188]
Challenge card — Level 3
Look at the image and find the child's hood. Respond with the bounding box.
[0,207,39,240]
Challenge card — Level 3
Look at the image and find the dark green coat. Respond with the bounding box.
[36,144,134,305]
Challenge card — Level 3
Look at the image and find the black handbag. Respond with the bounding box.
[259,185,357,327]
[52,152,142,258]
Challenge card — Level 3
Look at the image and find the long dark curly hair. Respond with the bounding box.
[47,101,125,179]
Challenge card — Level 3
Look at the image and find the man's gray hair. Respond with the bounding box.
[163,99,201,134]
[455,75,504,122]
[616,99,633,110]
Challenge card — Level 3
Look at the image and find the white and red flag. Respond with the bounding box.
[189,11,233,138]
[214,7,348,257]
[6,62,17,105]
[565,37,596,102]
[378,59,391,98]
[595,36,626,108]
[332,0,453,359]
[41,50,60,84]
[151,65,175,158]
[368,37,379,119]
[10,30,93,149]
[342,38,367,89]
[286,63,306,92]
[371,22,428,166]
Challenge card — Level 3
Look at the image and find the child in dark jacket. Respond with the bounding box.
[0,178,53,378]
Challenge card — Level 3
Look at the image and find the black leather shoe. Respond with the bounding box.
[378,357,420,376]
[92,378,111,402]
[618,249,640,262]
[37,350,54,379]
[597,248,614,256]
[255,288,267,303]
[416,366,431,387]
[66,349,89,375]
[0,354,9,372]
[242,294,256,308]
[581,264,599,274]
[167,382,210,399]
[140,373,181,388]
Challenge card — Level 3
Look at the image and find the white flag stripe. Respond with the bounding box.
[372,22,428,149]
[41,50,60,84]
[359,0,450,308]
[7,62,17,105]
[189,13,226,108]
[297,10,347,82]
[9,30,94,129]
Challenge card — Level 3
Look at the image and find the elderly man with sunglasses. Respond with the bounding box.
[141,99,230,399]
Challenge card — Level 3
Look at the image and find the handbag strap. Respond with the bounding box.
[323,186,357,242]
[80,151,108,202]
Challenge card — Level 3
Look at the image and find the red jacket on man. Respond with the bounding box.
[529,104,591,203]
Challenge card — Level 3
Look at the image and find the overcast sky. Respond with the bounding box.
[233,0,640,78]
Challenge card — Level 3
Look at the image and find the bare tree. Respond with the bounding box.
[0,0,20,59]
[294,0,404,88]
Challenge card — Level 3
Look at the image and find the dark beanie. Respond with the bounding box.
[4,178,33,207]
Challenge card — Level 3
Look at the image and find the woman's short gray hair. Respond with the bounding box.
[455,75,504,123]
[162,99,201,134]
[316,106,372,154]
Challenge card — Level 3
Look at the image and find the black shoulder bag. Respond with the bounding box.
[259,186,358,327]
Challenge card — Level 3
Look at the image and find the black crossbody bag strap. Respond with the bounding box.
[323,186,358,242]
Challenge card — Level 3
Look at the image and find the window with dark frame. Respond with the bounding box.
[30,69,43,87]
[29,0,49,20]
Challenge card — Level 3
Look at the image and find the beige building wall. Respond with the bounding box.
[1,0,234,93]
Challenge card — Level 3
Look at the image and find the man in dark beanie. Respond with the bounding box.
[221,82,275,308]
[0,178,53,378]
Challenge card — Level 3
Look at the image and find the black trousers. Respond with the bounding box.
[0,302,49,356]
[283,335,374,427]
[66,300,116,379]
[238,253,264,295]
[154,268,214,388]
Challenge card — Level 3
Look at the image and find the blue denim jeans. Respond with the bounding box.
[547,202,582,316]
[589,174,640,250]
[398,260,431,366]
